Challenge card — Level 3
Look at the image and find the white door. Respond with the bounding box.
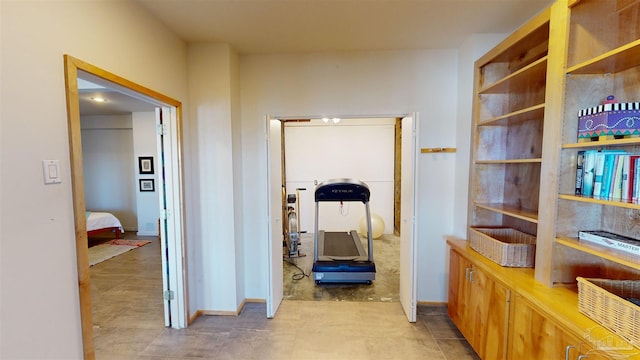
[400,113,419,322]
[266,117,284,318]
[156,107,187,328]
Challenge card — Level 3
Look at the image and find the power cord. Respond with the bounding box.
[283,258,310,280]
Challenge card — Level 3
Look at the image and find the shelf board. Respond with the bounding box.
[474,202,539,223]
[478,104,545,126]
[568,0,580,7]
[566,39,640,75]
[562,137,640,149]
[479,56,548,94]
[556,236,640,271]
[559,194,640,210]
[475,158,542,164]
[616,0,640,13]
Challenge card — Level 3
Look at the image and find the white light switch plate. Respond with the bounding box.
[42,160,62,184]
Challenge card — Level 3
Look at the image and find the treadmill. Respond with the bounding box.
[312,178,376,284]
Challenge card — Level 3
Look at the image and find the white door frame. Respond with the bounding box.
[400,113,419,322]
[264,113,419,321]
[156,107,187,328]
[266,116,284,318]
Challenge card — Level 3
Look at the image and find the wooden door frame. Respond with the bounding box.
[63,55,185,359]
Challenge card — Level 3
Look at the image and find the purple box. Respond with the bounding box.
[578,102,640,140]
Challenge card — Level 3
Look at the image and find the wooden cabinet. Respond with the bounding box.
[510,293,592,360]
[448,248,471,334]
[447,239,640,359]
[448,249,510,360]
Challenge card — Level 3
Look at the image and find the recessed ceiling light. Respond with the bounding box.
[91,96,106,103]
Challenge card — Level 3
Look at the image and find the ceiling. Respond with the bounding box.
[135,0,553,54]
[81,0,553,116]
[78,89,158,116]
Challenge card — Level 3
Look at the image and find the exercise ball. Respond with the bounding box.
[359,213,385,239]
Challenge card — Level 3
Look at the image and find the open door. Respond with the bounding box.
[400,113,419,322]
[155,107,186,328]
[266,116,284,318]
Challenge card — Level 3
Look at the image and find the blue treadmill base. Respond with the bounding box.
[312,261,376,284]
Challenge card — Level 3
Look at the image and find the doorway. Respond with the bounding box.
[281,117,399,302]
[266,114,418,321]
[63,55,187,359]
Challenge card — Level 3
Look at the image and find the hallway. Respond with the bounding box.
[90,235,479,359]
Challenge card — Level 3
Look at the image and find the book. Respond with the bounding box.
[622,155,631,200]
[600,153,617,198]
[593,152,607,197]
[579,230,640,256]
[593,151,626,198]
[628,155,640,201]
[611,155,624,199]
[575,150,585,195]
[635,157,640,203]
[582,150,597,196]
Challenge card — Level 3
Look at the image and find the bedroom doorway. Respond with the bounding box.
[63,55,187,359]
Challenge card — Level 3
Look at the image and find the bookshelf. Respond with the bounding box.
[552,0,640,284]
[467,7,550,243]
[466,0,640,283]
[452,0,640,357]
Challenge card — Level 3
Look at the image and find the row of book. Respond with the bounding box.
[575,150,640,201]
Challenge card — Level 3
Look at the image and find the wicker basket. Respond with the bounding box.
[468,227,536,267]
[577,277,640,349]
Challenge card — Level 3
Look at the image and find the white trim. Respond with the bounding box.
[265,112,419,321]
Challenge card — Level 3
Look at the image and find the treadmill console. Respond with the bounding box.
[314,178,370,203]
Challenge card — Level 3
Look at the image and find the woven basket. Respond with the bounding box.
[577,277,640,349]
[468,227,536,267]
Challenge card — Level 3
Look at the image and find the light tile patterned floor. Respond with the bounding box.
[91,235,479,359]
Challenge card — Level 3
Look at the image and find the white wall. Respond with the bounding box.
[186,43,241,313]
[132,111,160,236]
[239,50,459,302]
[0,1,188,358]
[81,115,137,230]
[285,118,395,234]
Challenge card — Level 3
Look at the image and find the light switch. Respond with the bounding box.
[42,160,62,184]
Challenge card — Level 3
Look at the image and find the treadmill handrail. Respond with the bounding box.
[314,178,370,203]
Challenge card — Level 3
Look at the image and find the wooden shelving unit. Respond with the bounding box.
[452,0,640,357]
[467,6,549,243]
[553,0,640,284]
[473,203,539,223]
[478,104,545,126]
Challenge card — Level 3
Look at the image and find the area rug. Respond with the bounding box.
[89,239,152,266]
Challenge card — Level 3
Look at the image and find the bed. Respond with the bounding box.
[86,211,124,239]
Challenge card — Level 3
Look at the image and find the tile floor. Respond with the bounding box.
[90,234,479,360]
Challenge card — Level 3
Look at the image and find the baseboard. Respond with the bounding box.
[189,298,267,324]
[417,301,448,306]
[136,230,158,236]
[244,298,266,304]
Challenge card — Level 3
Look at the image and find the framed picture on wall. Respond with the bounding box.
[138,156,154,174]
[139,179,155,192]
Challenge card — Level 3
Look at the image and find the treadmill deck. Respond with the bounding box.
[313,230,375,283]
